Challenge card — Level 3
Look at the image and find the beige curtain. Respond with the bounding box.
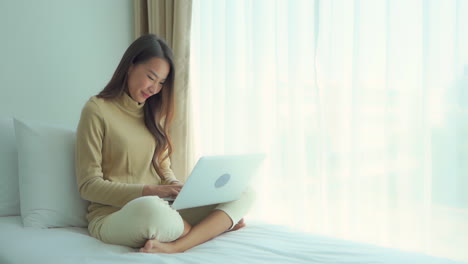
[134,0,194,182]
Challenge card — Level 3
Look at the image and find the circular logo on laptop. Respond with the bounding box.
[215,173,231,188]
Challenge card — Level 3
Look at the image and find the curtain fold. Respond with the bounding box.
[134,0,194,181]
[190,0,468,261]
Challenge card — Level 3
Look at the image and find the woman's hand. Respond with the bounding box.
[142,184,183,198]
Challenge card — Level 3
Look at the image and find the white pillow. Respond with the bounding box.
[14,118,89,228]
[0,117,20,216]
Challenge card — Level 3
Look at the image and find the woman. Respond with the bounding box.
[75,34,254,253]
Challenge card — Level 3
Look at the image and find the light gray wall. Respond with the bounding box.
[0,0,133,129]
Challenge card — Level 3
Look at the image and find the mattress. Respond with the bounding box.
[0,216,464,264]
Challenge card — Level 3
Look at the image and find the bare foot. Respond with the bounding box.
[230,218,246,231]
[139,239,181,254]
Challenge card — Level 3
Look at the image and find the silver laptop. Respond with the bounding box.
[166,154,265,210]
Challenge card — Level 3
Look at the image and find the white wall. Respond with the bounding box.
[0,0,133,129]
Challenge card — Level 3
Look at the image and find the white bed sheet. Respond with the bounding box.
[0,216,465,264]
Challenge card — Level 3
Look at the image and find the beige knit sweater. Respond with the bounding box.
[75,93,178,223]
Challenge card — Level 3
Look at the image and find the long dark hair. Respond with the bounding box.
[97,34,175,179]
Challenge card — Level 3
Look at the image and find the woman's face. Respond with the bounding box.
[127,57,170,103]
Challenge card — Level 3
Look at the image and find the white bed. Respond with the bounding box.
[0,216,465,264]
[0,119,466,264]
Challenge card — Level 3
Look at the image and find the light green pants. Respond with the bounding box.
[88,189,255,248]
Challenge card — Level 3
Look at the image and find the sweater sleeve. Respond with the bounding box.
[75,100,144,208]
[158,151,180,185]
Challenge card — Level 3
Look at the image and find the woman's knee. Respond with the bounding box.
[119,196,185,242]
[124,196,173,219]
[239,186,257,206]
[215,186,257,227]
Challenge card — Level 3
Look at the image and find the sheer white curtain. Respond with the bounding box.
[190,0,468,261]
